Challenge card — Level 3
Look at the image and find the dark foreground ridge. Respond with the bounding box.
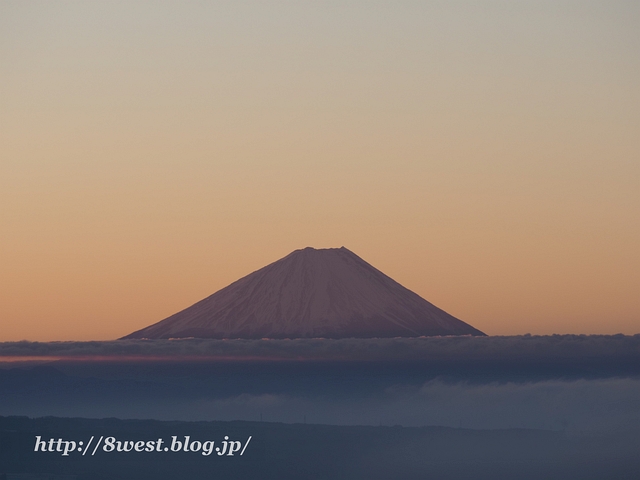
[1,416,638,480]
[123,247,483,339]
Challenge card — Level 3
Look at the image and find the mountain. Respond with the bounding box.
[122,247,484,339]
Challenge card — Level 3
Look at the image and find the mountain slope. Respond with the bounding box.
[122,247,484,339]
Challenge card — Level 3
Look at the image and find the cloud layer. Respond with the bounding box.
[1,334,638,363]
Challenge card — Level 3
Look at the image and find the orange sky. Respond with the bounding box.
[1,1,639,340]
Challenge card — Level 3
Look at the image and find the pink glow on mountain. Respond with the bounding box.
[123,247,484,339]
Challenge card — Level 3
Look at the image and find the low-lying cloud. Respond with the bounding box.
[3,374,639,431]
[1,334,639,363]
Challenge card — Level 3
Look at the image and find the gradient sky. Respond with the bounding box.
[1,1,639,341]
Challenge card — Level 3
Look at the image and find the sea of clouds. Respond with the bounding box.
[2,335,638,431]
[1,334,639,362]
